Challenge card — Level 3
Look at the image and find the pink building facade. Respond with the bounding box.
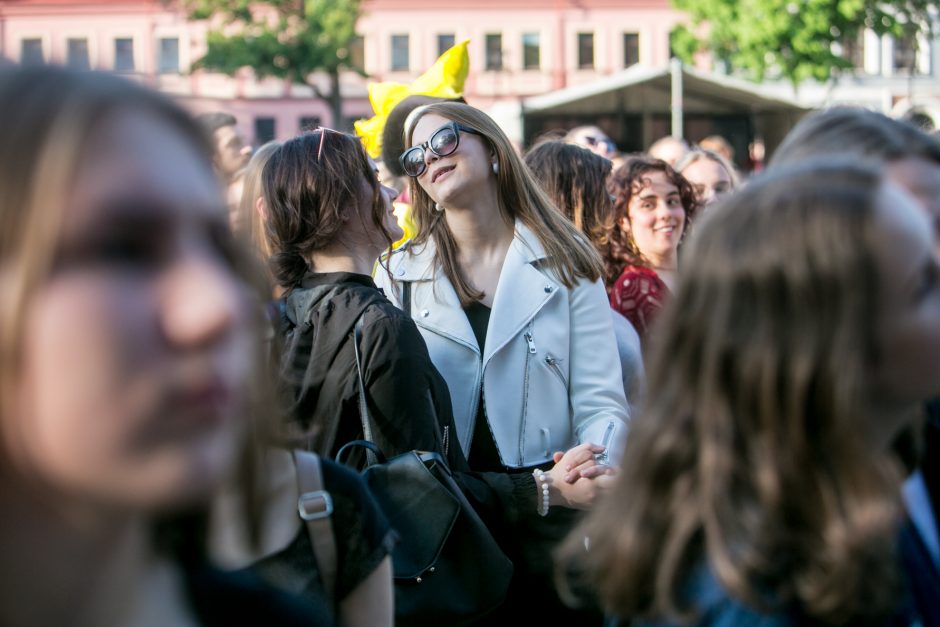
[0,0,684,144]
[357,0,685,109]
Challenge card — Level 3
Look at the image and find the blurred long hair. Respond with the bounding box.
[558,160,904,624]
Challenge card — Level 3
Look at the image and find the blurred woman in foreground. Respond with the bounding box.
[560,160,940,625]
[0,66,325,626]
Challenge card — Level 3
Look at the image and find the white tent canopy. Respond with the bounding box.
[522,64,809,153]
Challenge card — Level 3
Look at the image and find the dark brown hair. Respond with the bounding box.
[604,155,698,288]
[262,130,393,290]
[401,102,603,306]
[771,106,940,168]
[524,139,614,252]
[558,160,904,624]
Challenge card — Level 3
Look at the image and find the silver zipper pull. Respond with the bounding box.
[524,331,536,354]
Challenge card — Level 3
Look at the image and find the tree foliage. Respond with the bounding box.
[670,0,938,86]
[183,0,362,126]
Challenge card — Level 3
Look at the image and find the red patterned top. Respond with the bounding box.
[609,265,670,340]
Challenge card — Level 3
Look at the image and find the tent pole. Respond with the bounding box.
[671,57,683,139]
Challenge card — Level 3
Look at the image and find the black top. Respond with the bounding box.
[464,302,503,472]
[185,560,334,626]
[277,272,537,541]
[246,457,396,611]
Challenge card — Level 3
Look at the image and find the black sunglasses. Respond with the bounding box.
[400,121,482,178]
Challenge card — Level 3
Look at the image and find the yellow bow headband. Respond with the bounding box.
[354,39,470,159]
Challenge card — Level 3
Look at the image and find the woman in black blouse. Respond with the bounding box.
[259,130,615,618]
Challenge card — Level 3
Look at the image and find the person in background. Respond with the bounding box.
[647,135,690,167]
[565,125,620,162]
[378,102,629,622]
[0,66,328,626]
[560,160,940,625]
[771,107,940,257]
[698,134,735,164]
[197,112,253,199]
[675,148,739,209]
[525,139,645,409]
[606,155,698,343]
[232,141,282,257]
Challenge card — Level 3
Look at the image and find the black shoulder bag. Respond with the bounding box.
[336,315,513,627]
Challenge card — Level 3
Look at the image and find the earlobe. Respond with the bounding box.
[255,197,267,221]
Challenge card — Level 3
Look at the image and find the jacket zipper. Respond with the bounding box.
[442,425,450,457]
[598,421,615,464]
[518,322,535,465]
[544,354,567,388]
[524,330,536,354]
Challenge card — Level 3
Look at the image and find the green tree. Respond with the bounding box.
[670,0,937,87]
[184,0,362,128]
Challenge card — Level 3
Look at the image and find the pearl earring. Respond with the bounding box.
[434,202,444,212]
[492,162,499,175]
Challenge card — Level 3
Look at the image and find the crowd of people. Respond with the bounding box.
[0,63,937,627]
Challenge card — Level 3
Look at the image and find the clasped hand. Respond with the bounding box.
[545,442,617,510]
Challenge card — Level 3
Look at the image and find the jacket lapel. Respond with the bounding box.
[483,223,558,367]
[392,239,480,353]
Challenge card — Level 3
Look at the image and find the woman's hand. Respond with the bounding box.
[544,442,617,510]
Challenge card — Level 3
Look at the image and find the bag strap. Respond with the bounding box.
[292,450,337,605]
[352,316,379,466]
[401,281,412,318]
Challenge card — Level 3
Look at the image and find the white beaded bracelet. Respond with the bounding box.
[533,469,551,517]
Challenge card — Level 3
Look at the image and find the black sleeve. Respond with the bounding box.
[320,458,397,601]
[359,313,538,540]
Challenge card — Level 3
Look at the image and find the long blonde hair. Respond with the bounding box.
[235,140,281,259]
[402,102,603,304]
[558,160,904,624]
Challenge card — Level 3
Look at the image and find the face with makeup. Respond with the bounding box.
[7,108,253,512]
[869,181,940,438]
[622,170,687,268]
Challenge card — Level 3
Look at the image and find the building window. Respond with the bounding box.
[578,33,594,69]
[391,34,409,71]
[299,116,322,131]
[348,35,364,70]
[114,38,135,72]
[894,35,917,73]
[623,33,639,67]
[67,38,90,71]
[522,33,540,70]
[255,117,276,145]
[437,33,456,58]
[158,37,180,73]
[485,33,503,71]
[20,39,44,65]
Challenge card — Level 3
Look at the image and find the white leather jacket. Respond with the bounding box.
[375,223,629,468]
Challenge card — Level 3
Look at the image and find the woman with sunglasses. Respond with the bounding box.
[263,127,616,622]
[375,102,629,621]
